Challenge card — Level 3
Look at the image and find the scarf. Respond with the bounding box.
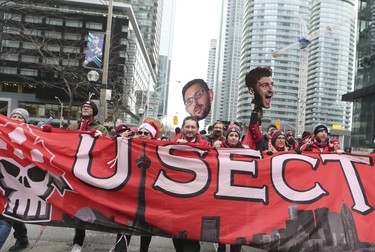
[77,117,94,131]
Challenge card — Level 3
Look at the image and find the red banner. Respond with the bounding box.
[0,115,375,251]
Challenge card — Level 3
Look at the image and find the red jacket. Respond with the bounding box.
[241,123,262,150]
[299,137,340,153]
[171,132,210,146]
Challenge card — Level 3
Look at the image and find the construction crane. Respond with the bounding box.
[272,13,355,137]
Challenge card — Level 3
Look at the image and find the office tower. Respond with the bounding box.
[237,0,355,138]
[212,0,244,124]
[237,0,309,130]
[343,0,375,149]
[304,0,355,131]
[156,0,176,117]
[119,0,163,72]
[204,39,217,129]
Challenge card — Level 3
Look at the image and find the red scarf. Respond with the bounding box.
[77,117,94,131]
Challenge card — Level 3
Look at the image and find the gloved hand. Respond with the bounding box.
[136,156,151,169]
[89,129,103,138]
[40,124,53,132]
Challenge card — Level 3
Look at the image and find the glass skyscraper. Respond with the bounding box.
[237,0,309,132]
[237,0,355,137]
[343,0,375,149]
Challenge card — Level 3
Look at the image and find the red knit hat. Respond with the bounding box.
[138,122,159,139]
[115,124,130,134]
[226,124,241,138]
[271,130,285,146]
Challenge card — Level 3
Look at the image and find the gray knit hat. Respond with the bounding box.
[10,108,29,123]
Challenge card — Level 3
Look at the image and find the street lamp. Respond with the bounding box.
[54,96,64,128]
[87,70,100,84]
[85,0,113,124]
[138,107,145,124]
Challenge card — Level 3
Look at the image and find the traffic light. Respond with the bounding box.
[173,115,178,125]
[275,119,281,130]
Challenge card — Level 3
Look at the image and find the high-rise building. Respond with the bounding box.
[156,0,176,117]
[204,39,217,129]
[237,0,355,138]
[343,0,375,149]
[237,0,309,130]
[119,0,163,72]
[212,0,244,124]
[304,0,355,131]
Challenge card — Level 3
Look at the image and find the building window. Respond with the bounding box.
[23,29,42,36]
[4,26,21,35]
[62,59,79,66]
[43,57,59,65]
[0,67,17,74]
[63,46,80,53]
[23,42,37,50]
[86,22,103,30]
[44,31,62,39]
[20,68,38,76]
[3,40,20,48]
[4,12,21,21]
[64,33,82,40]
[1,54,18,61]
[21,55,39,63]
[46,18,63,26]
[25,15,43,23]
[65,20,83,28]
[45,45,61,52]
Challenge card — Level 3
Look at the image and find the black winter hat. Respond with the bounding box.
[313,124,328,136]
[302,131,311,139]
[81,100,98,116]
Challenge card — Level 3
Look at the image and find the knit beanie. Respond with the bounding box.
[138,122,159,139]
[271,130,285,146]
[285,130,293,138]
[226,124,241,138]
[313,124,328,136]
[81,100,98,117]
[115,124,130,134]
[302,131,311,139]
[10,108,29,123]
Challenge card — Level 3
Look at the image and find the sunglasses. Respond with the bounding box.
[137,131,150,136]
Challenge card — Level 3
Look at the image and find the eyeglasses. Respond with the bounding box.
[82,105,92,110]
[137,131,150,136]
[184,89,205,107]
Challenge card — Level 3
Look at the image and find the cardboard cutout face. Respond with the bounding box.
[249,76,275,109]
[183,83,213,120]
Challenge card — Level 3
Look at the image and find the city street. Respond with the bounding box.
[2,224,265,252]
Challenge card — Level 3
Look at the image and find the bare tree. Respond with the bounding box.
[1,1,99,123]
[1,0,135,125]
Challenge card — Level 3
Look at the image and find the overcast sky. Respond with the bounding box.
[167,0,222,118]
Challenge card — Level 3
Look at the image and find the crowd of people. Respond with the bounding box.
[0,66,348,252]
